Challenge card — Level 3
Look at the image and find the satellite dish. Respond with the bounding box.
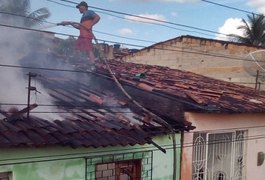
[244,50,265,82]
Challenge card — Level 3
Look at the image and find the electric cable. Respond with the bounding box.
[201,0,261,16]
[56,0,229,37]
[0,10,157,44]
[0,14,264,63]
[0,11,55,26]
[92,31,177,179]
[0,1,262,170]
[0,103,124,108]
[2,104,265,134]
[1,0,264,64]
[0,131,265,167]
[0,111,141,114]
[46,0,216,38]
[0,11,213,51]
[0,2,262,124]
[1,62,255,113]
[248,50,265,73]
[0,22,261,63]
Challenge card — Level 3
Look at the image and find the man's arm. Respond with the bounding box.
[91,13,100,27]
[58,21,81,29]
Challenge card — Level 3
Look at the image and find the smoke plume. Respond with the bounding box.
[0,4,62,120]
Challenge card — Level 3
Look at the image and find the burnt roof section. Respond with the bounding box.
[95,60,265,113]
[0,116,164,148]
[0,62,175,148]
[1,51,265,148]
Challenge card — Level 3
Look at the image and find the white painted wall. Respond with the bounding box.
[181,112,265,180]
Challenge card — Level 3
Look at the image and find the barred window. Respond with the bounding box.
[86,151,152,180]
[96,160,141,180]
[192,131,246,180]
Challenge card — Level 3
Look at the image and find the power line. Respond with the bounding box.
[2,1,263,62]
[2,105,265,133]
[0,11,55,26]
[0,2,262,167]
[0,131,265,167]
[0,10,156,44]
[46,0,216,38]
[1,9,264,63]
[0,111,136,114]
[201,0,260,16]
[1,0,262,64]
[0,22,261,63]
[0,103,122,108]
[56,0,228,37]
[95,30,156,44]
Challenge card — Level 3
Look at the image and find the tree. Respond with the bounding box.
[0,0,50,27]
[231,13,265,46]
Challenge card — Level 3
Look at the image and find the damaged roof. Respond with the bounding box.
[95,60,265,113]
[0,69,169,148]
[3,50,194,148]
[1,53,265,148]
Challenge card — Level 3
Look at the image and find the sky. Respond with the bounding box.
[31,0,265,49]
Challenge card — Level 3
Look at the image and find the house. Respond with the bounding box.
[94,60,265,180]
[121,35,265,90]
[1,53,265,180]
[0,53,192,180]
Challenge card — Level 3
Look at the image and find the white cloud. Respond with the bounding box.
[125,14,167,24]
[171,12,178,17]
[118,28,133,36]
[216,18,245,41]
[247,0,265,14]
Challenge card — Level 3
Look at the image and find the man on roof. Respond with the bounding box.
[59,1,100,70]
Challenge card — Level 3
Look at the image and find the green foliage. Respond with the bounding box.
[231,13,265,46]
[0,0,50,27]
[54,37,77,57]
[54,37,100,60]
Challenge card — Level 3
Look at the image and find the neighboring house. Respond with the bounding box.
[95,60,265,180]
[121,35,265,90]
[1,53,265,180]
[182,112,265,180]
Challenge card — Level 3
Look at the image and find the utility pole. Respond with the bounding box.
[255,70,261,93]
[27,72,37,120]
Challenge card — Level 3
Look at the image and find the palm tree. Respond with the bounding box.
[231,13,265,46]
[0,0,50,27]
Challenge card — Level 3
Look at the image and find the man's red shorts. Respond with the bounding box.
[75,37,93,53]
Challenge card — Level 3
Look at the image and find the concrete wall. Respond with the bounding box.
[122,36,265,90]
[0,134,181,180]
[181,112,265,180]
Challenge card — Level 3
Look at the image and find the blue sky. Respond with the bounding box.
[31,0,265,49]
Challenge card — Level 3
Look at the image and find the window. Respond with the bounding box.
[192,131,246,180]
[0,172,12,180]
[96,160,141,180]
[85,151,152,180]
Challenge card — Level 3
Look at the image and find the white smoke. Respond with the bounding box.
[0,9,62,120]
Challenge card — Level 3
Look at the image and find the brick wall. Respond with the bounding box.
[122,36,265,90]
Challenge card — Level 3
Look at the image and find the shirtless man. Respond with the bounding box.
[60,1,100,66]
